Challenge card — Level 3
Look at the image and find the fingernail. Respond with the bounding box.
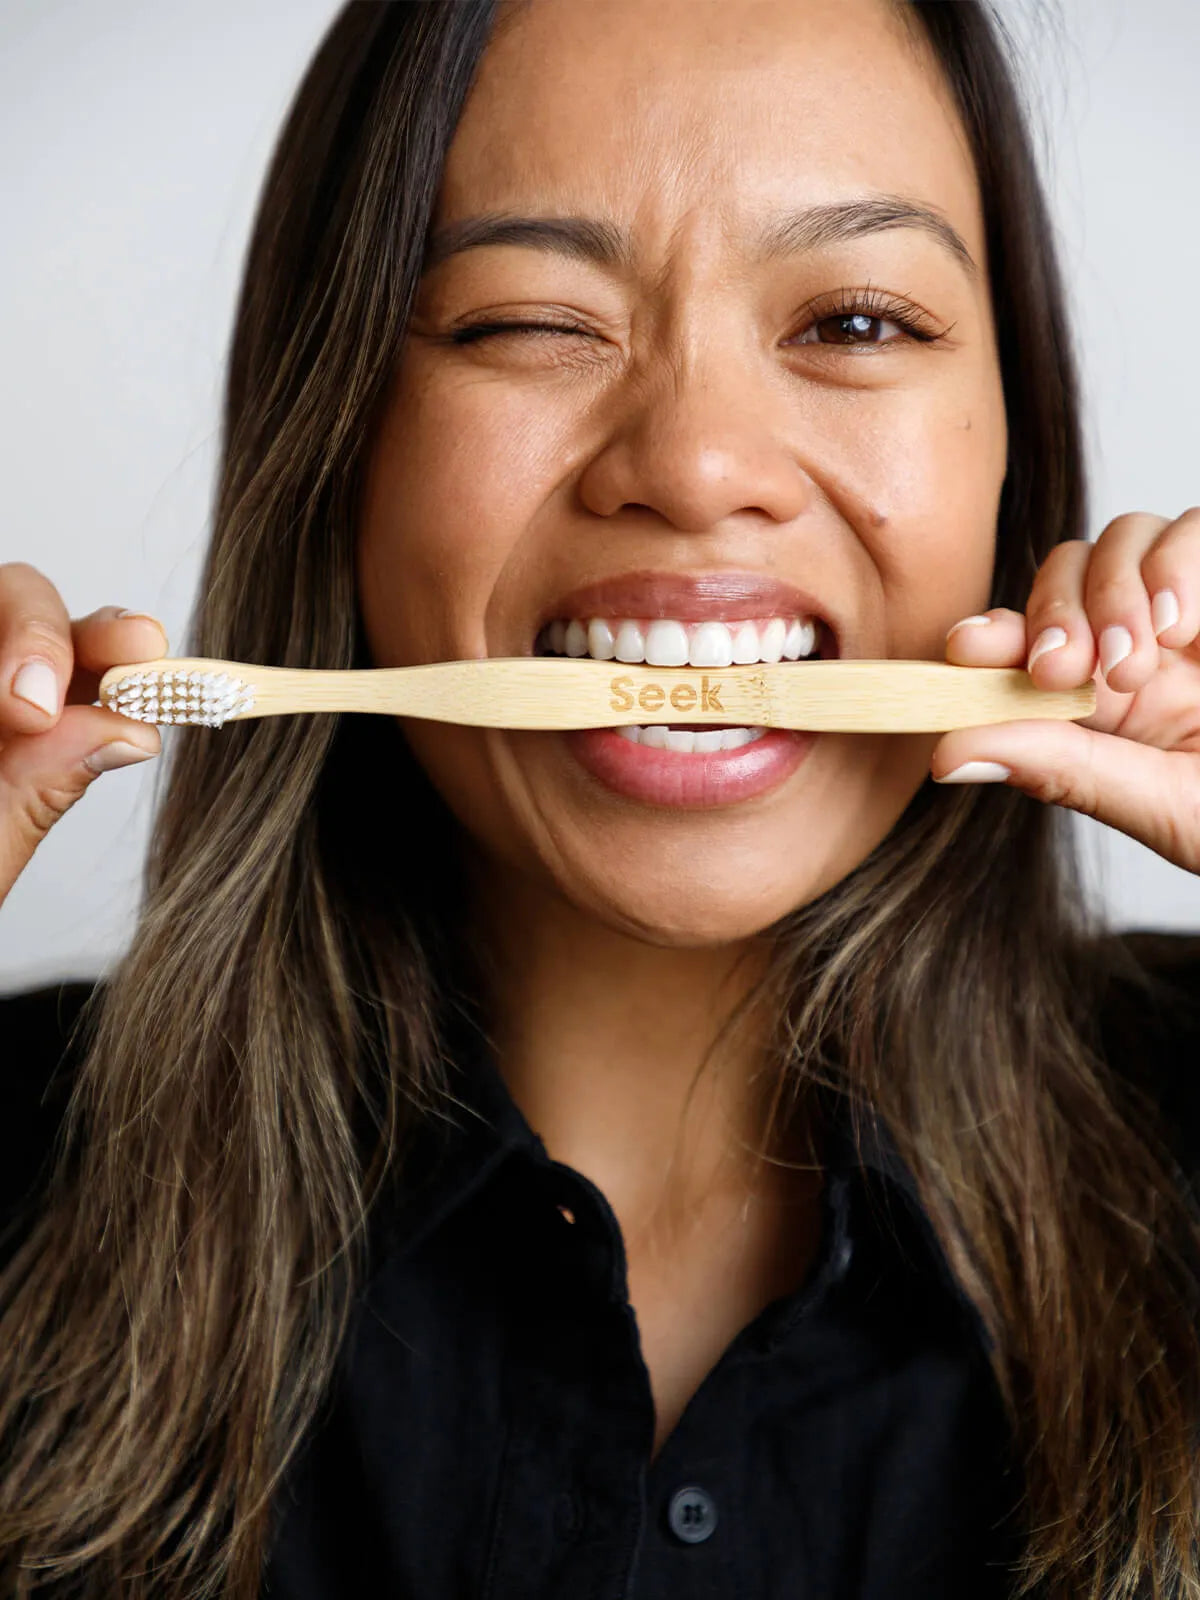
[117,609,167,638]
[945,614,993,641]
[1151,589,1180,637]
[84,740,159,775]
[934,761,1013,784]
[1099,624,1133,677]
[11,658,60,716]
[1027,626,1068,673]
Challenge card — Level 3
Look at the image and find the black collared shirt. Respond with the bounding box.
[4,930,1200,1599]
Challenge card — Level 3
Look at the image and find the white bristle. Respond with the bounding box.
[101,668,256,727]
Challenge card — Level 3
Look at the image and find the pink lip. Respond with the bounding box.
[537,568,839,644]
[527,568,833,807]
[563,726,815,808]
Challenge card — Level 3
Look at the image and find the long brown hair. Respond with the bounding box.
[3,3,1200,1596]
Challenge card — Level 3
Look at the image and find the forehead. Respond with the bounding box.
[434,0,985,270]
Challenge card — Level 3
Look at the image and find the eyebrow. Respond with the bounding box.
[422,194,978,281]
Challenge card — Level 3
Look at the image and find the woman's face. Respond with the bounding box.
[357,0,1007,947]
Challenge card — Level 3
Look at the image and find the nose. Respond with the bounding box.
[575,336,812,535]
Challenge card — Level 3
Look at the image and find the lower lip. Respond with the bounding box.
[562,725,816,807]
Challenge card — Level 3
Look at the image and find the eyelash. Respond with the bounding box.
[448,287,946,350]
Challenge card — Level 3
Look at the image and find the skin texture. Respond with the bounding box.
[355,0,1007,1299]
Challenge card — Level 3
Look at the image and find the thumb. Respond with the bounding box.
[0,705,161,905]
[930,718,1200,874]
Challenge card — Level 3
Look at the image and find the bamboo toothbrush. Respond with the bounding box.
[96,656,1095,733]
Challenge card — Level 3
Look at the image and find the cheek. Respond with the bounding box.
[845,390,1005,654]
[355,365,556,665]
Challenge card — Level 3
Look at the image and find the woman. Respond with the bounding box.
[3,0,1200,1594]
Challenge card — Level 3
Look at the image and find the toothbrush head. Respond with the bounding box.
[100,667,257,727]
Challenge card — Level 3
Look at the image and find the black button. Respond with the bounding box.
[666,1485,718,1544]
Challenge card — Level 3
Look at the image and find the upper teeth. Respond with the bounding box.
[539,615,818,666]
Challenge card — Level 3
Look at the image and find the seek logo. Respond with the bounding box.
[608,675,725,715]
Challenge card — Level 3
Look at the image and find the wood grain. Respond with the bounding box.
[98,656,1097,733]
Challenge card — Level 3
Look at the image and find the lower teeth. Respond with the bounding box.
[612,725,767,752]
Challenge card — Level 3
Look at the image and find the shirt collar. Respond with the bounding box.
[369,993,993,1352]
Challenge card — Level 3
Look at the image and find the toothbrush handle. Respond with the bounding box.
[265,658,1095,731]
[767,659,1095,732]
[97,656,1096,732]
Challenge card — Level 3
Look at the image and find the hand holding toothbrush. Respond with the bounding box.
[0,563,164,906]
[935,507,1200,874]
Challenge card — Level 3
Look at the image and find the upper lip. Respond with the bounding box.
[536,569,839,651]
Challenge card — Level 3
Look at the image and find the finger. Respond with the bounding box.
[0,562,75,736]
[1083,511,1172,695]
[1140,505,1200,653]
[1022,540,1098,689]
[930,718,1200,874]
[65,606,170,705]
[944,608,1027,666]
[0,703,161,904]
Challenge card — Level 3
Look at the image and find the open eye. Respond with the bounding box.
[795,310,915,346]
[787,288,945,349]
[790,289,947,352]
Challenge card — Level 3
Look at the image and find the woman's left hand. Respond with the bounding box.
[931,508,1200,874]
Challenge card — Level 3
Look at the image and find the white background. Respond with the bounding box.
[2,0,1198,993]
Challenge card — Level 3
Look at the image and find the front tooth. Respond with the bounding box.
[759,617,787,662]
[664,728,697,754]
[613,619,646,663]
[688,621,734,668]
[615,725,641,743]
[731,621,761,664]
[644,619,689,666]
[641,724,669,748]
[587,618,617,659]
[557,612,816,662]
[691,729,725,752]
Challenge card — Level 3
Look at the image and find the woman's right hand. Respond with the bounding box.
[0,562,166,908]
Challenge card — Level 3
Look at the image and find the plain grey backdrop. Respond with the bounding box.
[2,0,1199,993]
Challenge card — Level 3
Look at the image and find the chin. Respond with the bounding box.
[565,872,829,949]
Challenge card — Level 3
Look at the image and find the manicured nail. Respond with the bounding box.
[934,761,1013,784]
[11,659,59,716]
[1027,626,1068,673]
[1151,589,1180,637]
[1099,624,1133,677]
[84,740,159,775]
[945,614,993,641]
